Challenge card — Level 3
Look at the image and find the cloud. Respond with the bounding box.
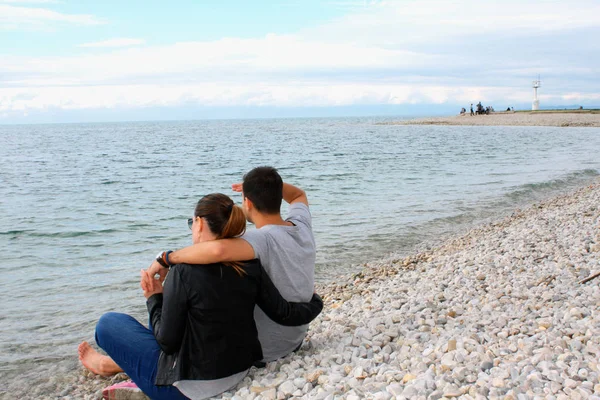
[0,4,103,29]
[0,82,536,112]
[0,35,442,87]
[77,38,146,48]
[1,0,599,118]
[307,0,600,46]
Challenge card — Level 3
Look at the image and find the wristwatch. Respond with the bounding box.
[155,251,171,269]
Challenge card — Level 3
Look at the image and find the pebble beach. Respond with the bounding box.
[382,111,600,127]
[60,178,600,400]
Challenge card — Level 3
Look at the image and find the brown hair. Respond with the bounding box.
[195,193,247,275]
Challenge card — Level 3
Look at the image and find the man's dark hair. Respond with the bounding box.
[242,166,283,214]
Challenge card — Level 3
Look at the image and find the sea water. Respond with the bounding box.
[1,117,600,394]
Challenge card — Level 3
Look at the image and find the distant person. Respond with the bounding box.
[470,104,474,116]
[78,193,323,400]
[146,166,316,363]
[506,107,511,112]
[460,107,466,115]
[476,102,484,115]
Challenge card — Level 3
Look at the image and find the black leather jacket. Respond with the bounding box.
[146,260,323,385]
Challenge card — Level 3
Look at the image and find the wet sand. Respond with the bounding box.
[381,111,600,127]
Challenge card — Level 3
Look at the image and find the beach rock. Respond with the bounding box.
[261,388,277,400]
[386,383,403,397]
[278,381,295,396]
[481,361,494,371]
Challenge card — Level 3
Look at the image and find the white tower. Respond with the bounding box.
[532,77,541,111]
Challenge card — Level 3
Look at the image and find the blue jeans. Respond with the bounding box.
[95,312,188,400]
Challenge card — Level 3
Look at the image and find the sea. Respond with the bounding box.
[1,116,600,396]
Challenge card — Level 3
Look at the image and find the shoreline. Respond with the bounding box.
[380,111,600,127]
[10,179,600,399]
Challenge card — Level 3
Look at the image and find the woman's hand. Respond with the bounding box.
[147,259,169,283]
[140,269,163,299]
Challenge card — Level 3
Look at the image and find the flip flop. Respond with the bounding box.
[102,380,148,400]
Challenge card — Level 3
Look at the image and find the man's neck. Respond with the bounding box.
[252,212,290,229]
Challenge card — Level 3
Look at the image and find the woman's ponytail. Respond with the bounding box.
[218,204,246,239]
[194,193,248,276]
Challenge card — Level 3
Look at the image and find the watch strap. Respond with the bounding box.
[156,251,169,268]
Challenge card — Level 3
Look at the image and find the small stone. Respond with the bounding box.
[564,378,578,388]
[478,386,490,397]
[453,367,467,381]
[570,308,584,319]
[447,339,457,352]
[402,373,417,383]
[447,310,457,318]
[481,361,493,371]
[344,365,353,375]
[384,329,399,338]
[353,366,365,379]
[251,386,272,394]
[492,378,505,388]
[387,383,403,396]
[402,386,418,398]
[305,370,323,384]
[538,320,552,329]
[441,353,456,368]
[428,390,443,400]
[443,387,462,397]
[278,381,295,396]
[261,388,277,400]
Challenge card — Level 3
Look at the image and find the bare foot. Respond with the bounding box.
[78,341,123,377]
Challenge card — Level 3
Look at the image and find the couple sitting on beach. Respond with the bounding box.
[78,166,323,400]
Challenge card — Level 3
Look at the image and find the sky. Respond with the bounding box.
[1,0,599,123]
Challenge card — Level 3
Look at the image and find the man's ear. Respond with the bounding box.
[243,196,254,212]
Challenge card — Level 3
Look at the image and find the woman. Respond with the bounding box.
[78,193,323,400]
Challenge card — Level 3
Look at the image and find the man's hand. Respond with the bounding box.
[231,182,243,193]
[147,260,169,283]
[140,269,163,299]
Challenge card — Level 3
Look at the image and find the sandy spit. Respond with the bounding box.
[380,112,600,127]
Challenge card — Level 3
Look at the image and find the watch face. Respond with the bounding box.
[156,251,163,260]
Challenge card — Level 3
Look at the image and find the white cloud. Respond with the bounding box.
[0,4,103,29]
[0,35,441,86]
[78,38,146,48]
[306,0,600,46]
[0,82,538,112]
[1,0,599,117]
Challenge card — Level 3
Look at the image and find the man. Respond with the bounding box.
[148,166,315,362]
